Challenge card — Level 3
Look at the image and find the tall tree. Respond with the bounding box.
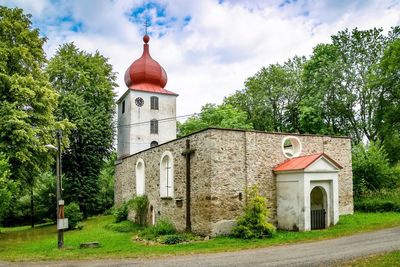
[177,103,253,137]
[47,43,116,217]
[0,7,58,226]
[301,27,400,142]
[373,39,400,163]
[225,56,306,132]
[0,153,16,221]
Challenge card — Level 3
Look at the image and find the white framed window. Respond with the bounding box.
[150,119,158,134]
[282,136,302,158]
[160,151,174,198]
[135,158,145,196]
[150,96,159,110]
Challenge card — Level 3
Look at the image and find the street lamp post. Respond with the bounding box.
[56,130,64,249]
[46,129,64,249]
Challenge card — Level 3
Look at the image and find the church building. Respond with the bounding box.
[115,35,354,236]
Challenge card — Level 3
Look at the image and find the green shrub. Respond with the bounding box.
[140,218,177,240]
[105,220,142,233]
[64,202,83,230]
[161,234,186,245]
[352,142,397,197]
[113,202,129,223]
[231,187,276,239]
[355,199,400,212]
[128,195,149,226]
[355,188,400,212]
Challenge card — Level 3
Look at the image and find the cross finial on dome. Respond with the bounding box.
[143,20,150,43]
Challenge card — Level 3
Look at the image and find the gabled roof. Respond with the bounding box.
[272,153,342,172]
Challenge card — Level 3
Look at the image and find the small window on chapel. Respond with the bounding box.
[150,96,159,110]
[150,141,158,147]
[122,100,125,114]
[282,136,302,158]
[150,119,158,134]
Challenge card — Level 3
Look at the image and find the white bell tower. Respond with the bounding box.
[117,34,178,158]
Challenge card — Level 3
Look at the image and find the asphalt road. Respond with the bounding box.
[2,227,400,267]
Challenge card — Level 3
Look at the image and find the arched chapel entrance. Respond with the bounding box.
[310,186,327,230]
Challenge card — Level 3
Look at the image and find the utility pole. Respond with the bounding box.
[56,130,64,249]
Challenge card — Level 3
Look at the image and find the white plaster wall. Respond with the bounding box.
[276,157,340,231]
[117,90,177,158]
[309,157,336,171]
[276,173,305,231]
[117,91,132,158]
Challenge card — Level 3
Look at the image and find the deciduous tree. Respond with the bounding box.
[225,56,306,132]
[372,39,400,163]
[0,7,59,226]
[47,43,116,217]
[301,27,400,142]
[177,103,253,137]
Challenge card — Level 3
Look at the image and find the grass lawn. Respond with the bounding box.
[0,212,399,262]
[344,251,400,266]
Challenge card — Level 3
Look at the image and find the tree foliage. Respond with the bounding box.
[0,6,71,227]
[64,202,83,230]
[34,172,56,222]
[0,153,16,220]
[352,142,397,196]
[96,152,116,214]
[0,6,58,186]
[47,43,117,217]
[373,39,400,163]
[301,27,399,142]
[178,103,253,137]
[225,56,305,133]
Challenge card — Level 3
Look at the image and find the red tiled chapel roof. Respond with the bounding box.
[273,153,342,172]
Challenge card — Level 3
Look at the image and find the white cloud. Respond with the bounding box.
[2,0,400,117]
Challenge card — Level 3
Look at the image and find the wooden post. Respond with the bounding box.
[181,139,195,232]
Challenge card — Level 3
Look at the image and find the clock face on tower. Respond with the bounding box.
[135,97,144,107]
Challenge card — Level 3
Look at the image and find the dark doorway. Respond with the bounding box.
[310,186,326,230]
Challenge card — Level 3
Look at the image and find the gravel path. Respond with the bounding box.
[2,227,400,267]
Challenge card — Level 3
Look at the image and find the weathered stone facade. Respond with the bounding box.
[115,128,353,236]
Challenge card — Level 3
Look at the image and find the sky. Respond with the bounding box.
[2,0,400,119]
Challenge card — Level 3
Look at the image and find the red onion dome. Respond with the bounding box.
[124,34,169,93]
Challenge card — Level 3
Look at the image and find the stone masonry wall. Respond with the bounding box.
[208,130,247,235]
[208,129,353,227]
[115,130,214,235]
[115,128,353,236]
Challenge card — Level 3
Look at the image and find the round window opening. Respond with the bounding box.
[282,136,302,158]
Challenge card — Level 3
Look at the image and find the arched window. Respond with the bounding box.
[150,96,159,110]
[135,158,145,196]
[150,141,158,147]
[160,151,174,198]
[150,119,158,134]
